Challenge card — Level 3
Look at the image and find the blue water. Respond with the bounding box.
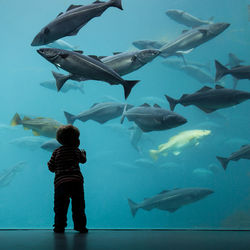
[1,0,250,229]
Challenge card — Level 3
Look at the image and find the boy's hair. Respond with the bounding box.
[56,125,80,147]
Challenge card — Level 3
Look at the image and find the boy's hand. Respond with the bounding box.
[81,149,86,156]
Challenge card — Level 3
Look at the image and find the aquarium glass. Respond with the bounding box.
[1,0,250,229]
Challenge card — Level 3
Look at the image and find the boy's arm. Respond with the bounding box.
[47,151,57,172]
[79,149,87,164]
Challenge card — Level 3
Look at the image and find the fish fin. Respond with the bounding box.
[90,103,99,108]
[64,111,76,124]
[199,28,209,35]
[215,60,229,82]
[153,104,161,108]
[164,94,178,111]
[98,56,107,60]
[149,149,159,161]
[23,126,30,130]
[173,151,180,156]
[215,84,224,89]
[195,142,200,146]
[195,105,216,113]
[88,55,102,62]
[74,50,83,54]
[241,144,248,148]
[32,130,40,136]
[57,12,63,17]
[197,86,212,92]
[216,156,229,170]
[120,104,129,124]
[23,116,31,121]
[158,190,170,195]
[10,113,22,126]
[110,0,123,10]
[176,48,193,55]
[66,4,82,11]
[167,207,179,213]
[140,103,150,107]
[52,71,70,91]
[128,199,138,217]
[93,0,105,3]
[113,52,122,55]
[122,80,140,99]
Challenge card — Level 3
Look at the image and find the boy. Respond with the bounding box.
[47,125,88,233]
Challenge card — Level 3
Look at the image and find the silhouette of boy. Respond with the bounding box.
[47,125,88,233]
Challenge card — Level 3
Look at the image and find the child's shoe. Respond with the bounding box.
[74,227,88,233]
[53,228,65,233]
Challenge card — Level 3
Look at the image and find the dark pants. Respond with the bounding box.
[54,181,87,230]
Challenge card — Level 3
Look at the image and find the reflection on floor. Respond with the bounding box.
[0,230,249,250]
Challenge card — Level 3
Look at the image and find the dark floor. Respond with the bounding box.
[0,230,249,250]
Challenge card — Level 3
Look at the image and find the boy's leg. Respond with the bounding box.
[70,181,87,230]
[54,183,70,231]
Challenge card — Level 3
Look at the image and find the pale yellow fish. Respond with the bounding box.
[10,113,63,138]
[149,129,211,161]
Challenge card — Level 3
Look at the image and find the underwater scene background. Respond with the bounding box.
[1,0,250,229]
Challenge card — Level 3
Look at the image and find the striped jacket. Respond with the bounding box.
[47,145,86,188]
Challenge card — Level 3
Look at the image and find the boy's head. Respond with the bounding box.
[56,125,80,147]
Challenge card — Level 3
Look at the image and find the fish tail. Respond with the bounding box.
[216,156,229,170]
[110,0,123,10]
[10,113,22,126]
[120,104,128,124]
[64,111,76,124]
[52,71,70,91]
[128,198,138,217]
[164,94,178,111]
[149,149,159,161]
[215,60,229,82]
[122,80,140,99]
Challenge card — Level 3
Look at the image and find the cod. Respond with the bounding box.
[11,113,63,138]
[149,129,211,161]
[128,187,214,217]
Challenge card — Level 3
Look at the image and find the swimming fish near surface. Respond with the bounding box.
[149,129,211,161]
[31,0,123,46]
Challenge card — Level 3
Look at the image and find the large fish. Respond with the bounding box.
[64,102,133,124]
[162,58,211,72]
[31,0,123,46]
[166,9,214,28]
[0,162,26,187]
[37,48,139,99]
[128,187,214,217]
[120,103,187,132]
[216,144,250,170]
[100,49,160,76]
[10,113,63,138]
[165,85,250,113]
[40,80,84,94]
[180,65,214,84]
[215,60,250,89]
[159,23,230,58]
[149,130,211,161]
